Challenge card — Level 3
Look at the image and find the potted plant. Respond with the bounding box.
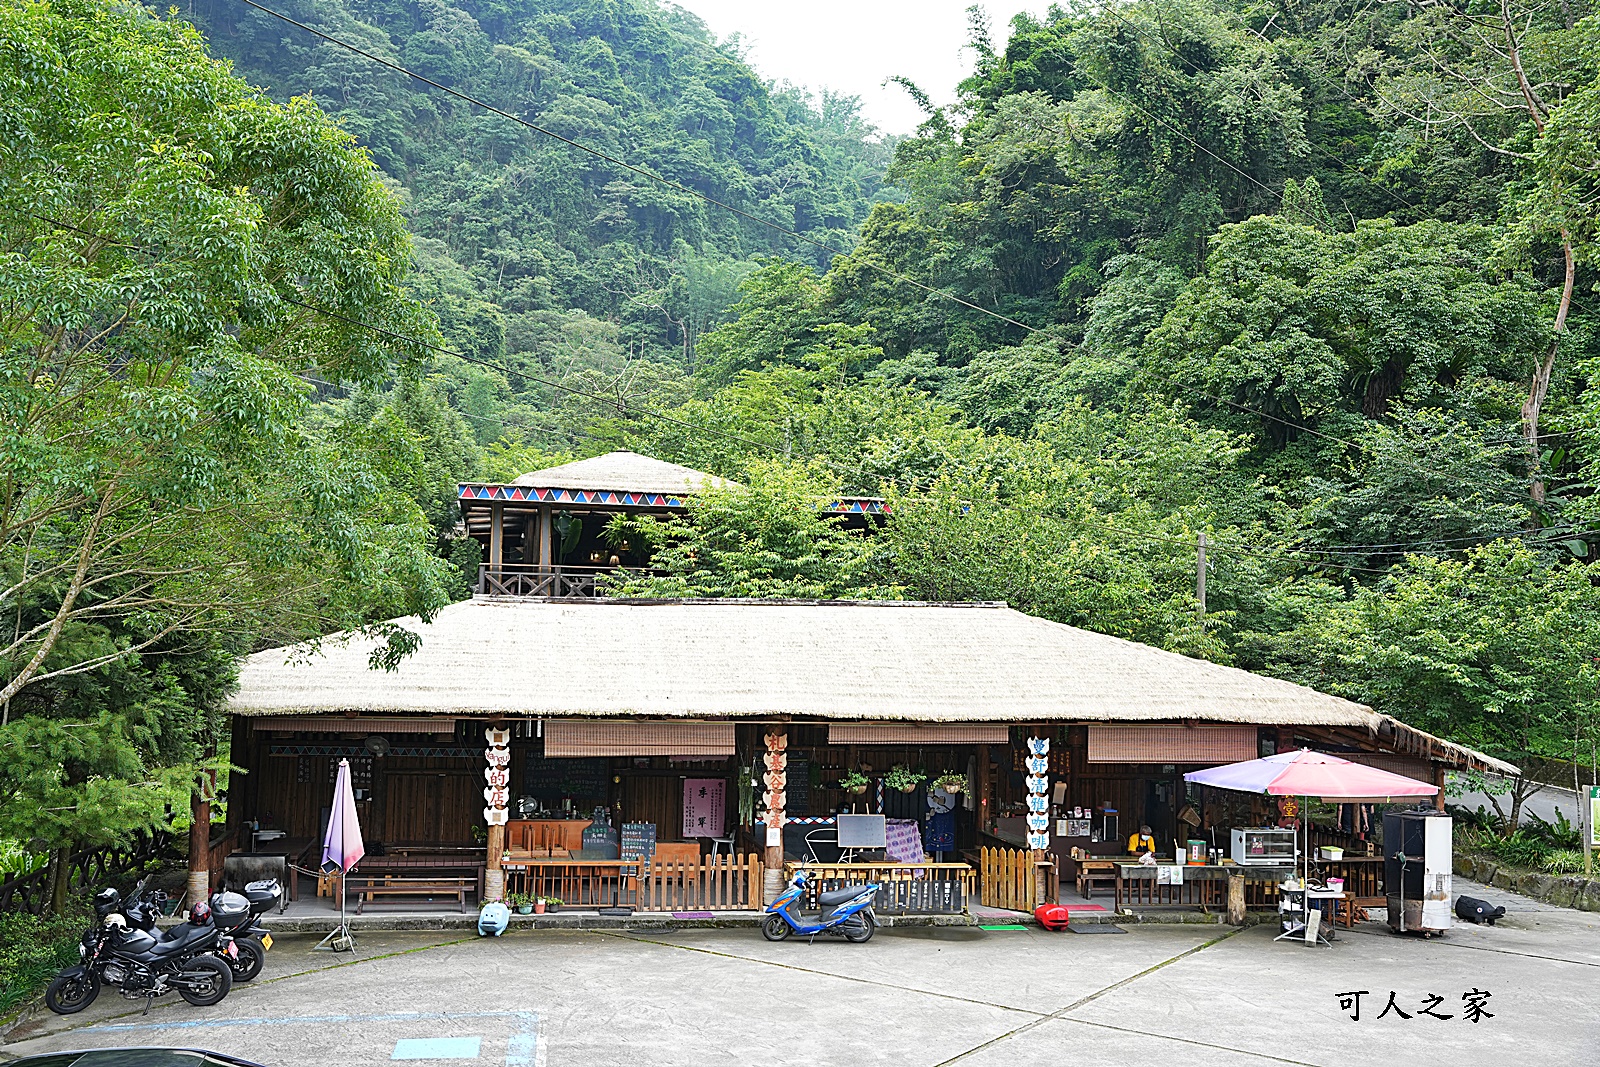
[839,770,870,795]
[933,771,965,794]
[545,896,563,914]
[509,893,533,915]
[885,765,925,794]
[533,897,547,914]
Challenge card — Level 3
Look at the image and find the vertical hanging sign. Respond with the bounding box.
[1025,736,1051,850]
[484,727,511,826]
[763,730,788,847]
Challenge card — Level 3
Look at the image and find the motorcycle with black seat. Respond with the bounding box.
[44,886,233,1015]
[128,879,280,982]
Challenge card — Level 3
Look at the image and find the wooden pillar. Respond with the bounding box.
[976,744,991,837]
[488,501,504,571]
[484,726,511,902]
[762,727,788,903]
[1227,871,1246,925]
[537,505,553,574]
[187,741,217,906]
[224,714,249,837]
[1433,764,1447,812]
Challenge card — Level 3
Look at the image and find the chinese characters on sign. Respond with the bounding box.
[682,777,727,839]
[1336,990,1494,1023]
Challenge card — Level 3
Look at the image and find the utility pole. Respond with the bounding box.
[1196,532,1207,625]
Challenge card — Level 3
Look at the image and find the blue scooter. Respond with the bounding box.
[762,869,879,943]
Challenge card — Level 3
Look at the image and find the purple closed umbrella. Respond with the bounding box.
[322,758,366,874]
[316,758,364,951]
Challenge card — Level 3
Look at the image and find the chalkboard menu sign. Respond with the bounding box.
[521,758,609,801]
[786,759,810,817]
[620,822,657,863]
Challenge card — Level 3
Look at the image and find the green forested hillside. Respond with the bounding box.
[148,0,1600,799]
[192,0,892,444]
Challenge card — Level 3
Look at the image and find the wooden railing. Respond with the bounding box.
[785,862,974,915]
[1313,857,1385,906]
[1114,864,1288,910]
[0,831,178,915]
[503,860,633,907]
[640,855,763,911]
[478,564,602,598]
[979,847,1056,912]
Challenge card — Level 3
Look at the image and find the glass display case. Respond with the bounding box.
[1230,827,1297,865]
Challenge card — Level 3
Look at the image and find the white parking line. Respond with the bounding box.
[83,1010,542,1066]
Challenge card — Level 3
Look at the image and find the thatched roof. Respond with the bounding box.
[509,451,736,495]
[232,599,1510,769]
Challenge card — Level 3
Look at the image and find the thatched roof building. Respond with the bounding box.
[231,598,1508,773]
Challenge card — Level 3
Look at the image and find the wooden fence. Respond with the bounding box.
[1114,865,1287,911]
[639,855,763,912]
[979,847,1056,912]
[0,831,178,914]
[784,862,974,915]
[504,860,631,907]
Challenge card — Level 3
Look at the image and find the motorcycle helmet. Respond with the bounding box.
[188,898,212,925]
[93,887,122,919]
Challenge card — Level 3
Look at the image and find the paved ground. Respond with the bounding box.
[5,885,1597,1067]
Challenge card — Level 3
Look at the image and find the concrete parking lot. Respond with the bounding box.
[5,900,1597,1066]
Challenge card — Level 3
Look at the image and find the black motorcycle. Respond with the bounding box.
[44,888,233,1015]
[130,880,280,983]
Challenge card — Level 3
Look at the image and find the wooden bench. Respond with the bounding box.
[1076,859,1117,900]
[351,876,475,914]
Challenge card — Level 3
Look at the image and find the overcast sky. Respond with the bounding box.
[670,2,1044,136]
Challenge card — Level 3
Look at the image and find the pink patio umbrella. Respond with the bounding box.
[316,758,365,951]
[1184,749,1438,888]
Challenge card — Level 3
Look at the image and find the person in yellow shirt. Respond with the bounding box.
[1127,824,1156,855]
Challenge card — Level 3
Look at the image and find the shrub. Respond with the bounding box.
[0,908,88,1016]
[1542,850,1588,875]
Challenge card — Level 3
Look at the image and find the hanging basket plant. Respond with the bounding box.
[933,771,965,794]
[885,765,925,794]
[839,770,870,795]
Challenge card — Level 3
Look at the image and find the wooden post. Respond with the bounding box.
[484,824,505,903]
[484,726,511,902]
[1433,764,1447,812]
[976,744,991,837]
[1227,872,1246,925]
[488,501,504,572]
[537,505,553,575]
[187,761,213,907]
[762,726,787,903]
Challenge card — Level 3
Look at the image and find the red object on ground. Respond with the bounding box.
[1034,904,1070,930]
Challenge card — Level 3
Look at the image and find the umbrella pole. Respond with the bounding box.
[313,868,356,952]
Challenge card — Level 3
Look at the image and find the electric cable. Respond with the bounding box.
[227,0,1042,337]
[30,213,787,456]
[217,2,1594,484]
[31,211,1580,572]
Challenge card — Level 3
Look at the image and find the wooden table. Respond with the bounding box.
[1075,859,1117,900]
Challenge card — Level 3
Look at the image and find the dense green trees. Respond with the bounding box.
[10,0,1597,851]
[0,0,450,903]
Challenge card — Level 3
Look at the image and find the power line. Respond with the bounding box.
[273,292,789,456]
[30,210,787,456]
[1074,517,1397,574]
[227,0,1042,338]
[33,210,1578,551]
[297,371,620,451]
[222,0,1597,480]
